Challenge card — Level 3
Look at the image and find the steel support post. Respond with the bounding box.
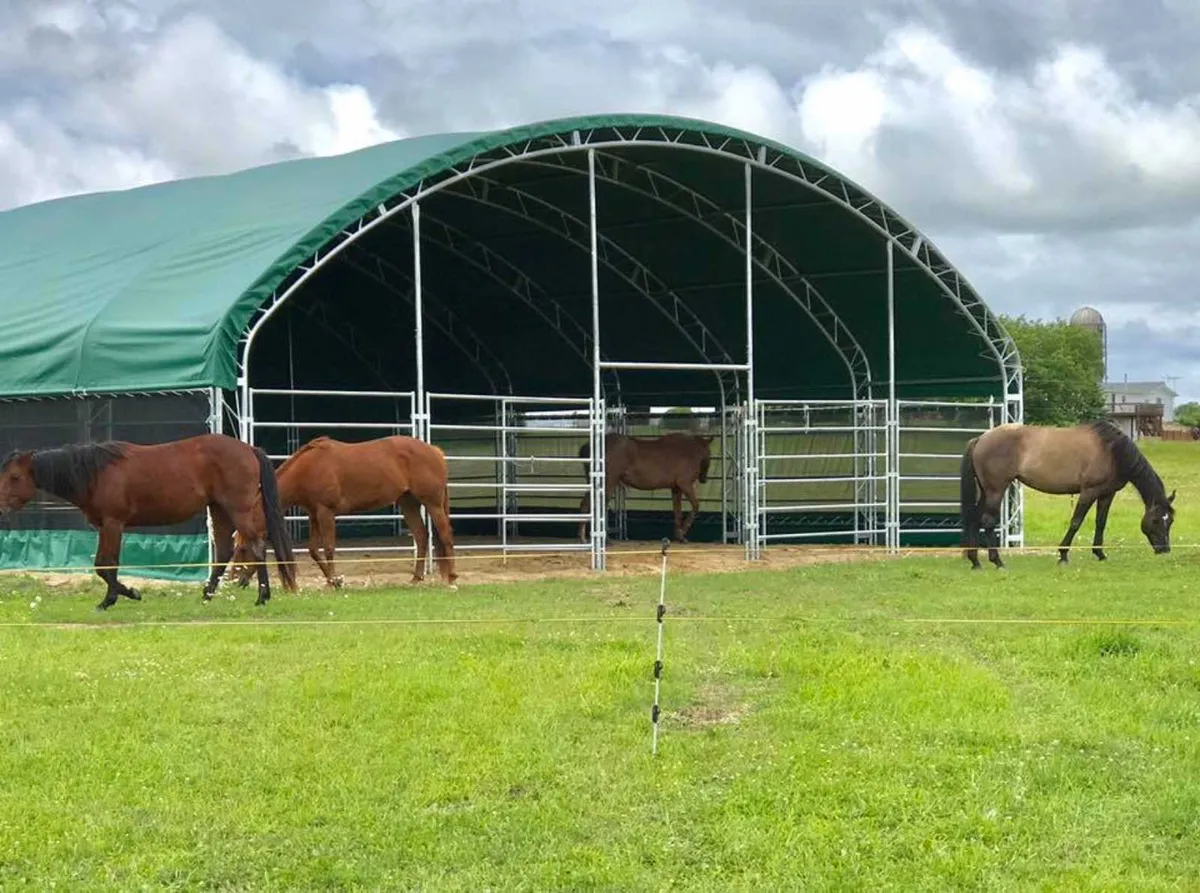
[412,201,434,573]
[743,162,761,561]
[587,149,606,571]
[885,240,899,554]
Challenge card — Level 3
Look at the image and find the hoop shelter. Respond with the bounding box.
[0,114,1023,581]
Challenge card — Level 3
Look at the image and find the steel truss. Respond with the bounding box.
[233,122,1022,566]
[445,172,741,407]
[527,152,873,401]
[387,212,623,401]
[340,242,514,395]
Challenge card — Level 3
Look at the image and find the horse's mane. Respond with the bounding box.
[276,436,333,474]
[1087,420,1169,507]
[6,442,129,504]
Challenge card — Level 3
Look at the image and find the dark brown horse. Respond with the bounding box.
[0,434,297,609]
[960,420,1176,569]
[578,432,714,542]
[229,435,457,589]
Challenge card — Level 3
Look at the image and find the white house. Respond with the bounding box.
[1102,380,1177,421]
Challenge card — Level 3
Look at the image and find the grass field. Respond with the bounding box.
[1,440,1199,889]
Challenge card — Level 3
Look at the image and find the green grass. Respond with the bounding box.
[1,440,1199,890]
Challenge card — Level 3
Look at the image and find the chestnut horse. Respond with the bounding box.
[0,434,297,610]
[229,435,457,589]
[577,432,714,543]
[961,419,1176,569]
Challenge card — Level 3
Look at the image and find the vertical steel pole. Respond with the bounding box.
[744,161,759,561]
[886,239,898,554]
[413,201,433,573]
[588,148,605,571]
[207,386,221,576]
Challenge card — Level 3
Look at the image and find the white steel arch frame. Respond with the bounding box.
[523,152,874,401]
[445,174,743,405]
[339,242,514,394]
[380,212,624,401]
[234,124,1022,561]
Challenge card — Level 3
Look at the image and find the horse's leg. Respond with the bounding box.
[1057,490,1099,566]
[670,488,684,541]
[94,519,137,610]
[202,505,235,601]
[399,494,429,585]
[1091,492,1115,562]
[978,493,1006,569]
[679,482,701,542]
[578,490,590,544]
[425,496,458,588]
[308,507,342,588]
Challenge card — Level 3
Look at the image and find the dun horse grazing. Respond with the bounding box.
[229,435,457,589]
[960,420,1176,569]
[0,434,297,610]
[577,432,714,543]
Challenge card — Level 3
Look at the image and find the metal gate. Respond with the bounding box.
[754,399,888,548]
[426,392,604,564]
[894,398,1010,545]
[246,387,419,558]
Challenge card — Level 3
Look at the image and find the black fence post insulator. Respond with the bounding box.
[651,537,670,756]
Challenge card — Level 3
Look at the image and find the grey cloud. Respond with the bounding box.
[1,0,1200,397]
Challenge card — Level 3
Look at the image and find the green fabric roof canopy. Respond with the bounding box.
[0,113,1015,400]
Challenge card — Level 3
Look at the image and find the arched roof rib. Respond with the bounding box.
[0,114,1018,401]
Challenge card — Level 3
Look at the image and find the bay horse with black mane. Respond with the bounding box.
[229,434,457,589]
[0,433,297,609]
[960,419,1176,569]
[578,432,714,543]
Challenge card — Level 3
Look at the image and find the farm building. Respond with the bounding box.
[0,114,1023,581]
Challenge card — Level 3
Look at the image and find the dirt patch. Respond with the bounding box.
[278,536,890,591]
[9,536,891,594]
[669,683,755,729]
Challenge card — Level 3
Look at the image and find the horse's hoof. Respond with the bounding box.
[201,591,213,602]
[329,576,345,589]
[127,588,141,601]
[448,582,459,592]
[1057,558,1069,567]
[237,577,250,589]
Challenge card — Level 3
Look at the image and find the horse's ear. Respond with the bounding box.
[2,450,32,469]
[1169,489,1176,504]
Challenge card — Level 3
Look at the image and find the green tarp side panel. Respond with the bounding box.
[0,530,208,583]
[0,112,1014,399]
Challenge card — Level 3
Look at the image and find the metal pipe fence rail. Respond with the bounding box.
[894,398,1011,544]
[755,399,888,548]
[246,387,419,553]
[426,392,602,565]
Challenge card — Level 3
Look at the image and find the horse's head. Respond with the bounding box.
[1141,489,1176,554]
[0,451,37,514]
[227,530,256,586]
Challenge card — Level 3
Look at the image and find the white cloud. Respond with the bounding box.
[0,9,398,208]
[794,25,1200,229]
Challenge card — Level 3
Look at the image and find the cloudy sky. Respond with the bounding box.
[5,0,1200,401]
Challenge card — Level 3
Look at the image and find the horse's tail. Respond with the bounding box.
[698,454,711,484]
[255,446,298,591]
[959,436,981,549]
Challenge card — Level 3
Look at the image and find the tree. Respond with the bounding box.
[1176,401,1200,427]
[1000,315,1105,426]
